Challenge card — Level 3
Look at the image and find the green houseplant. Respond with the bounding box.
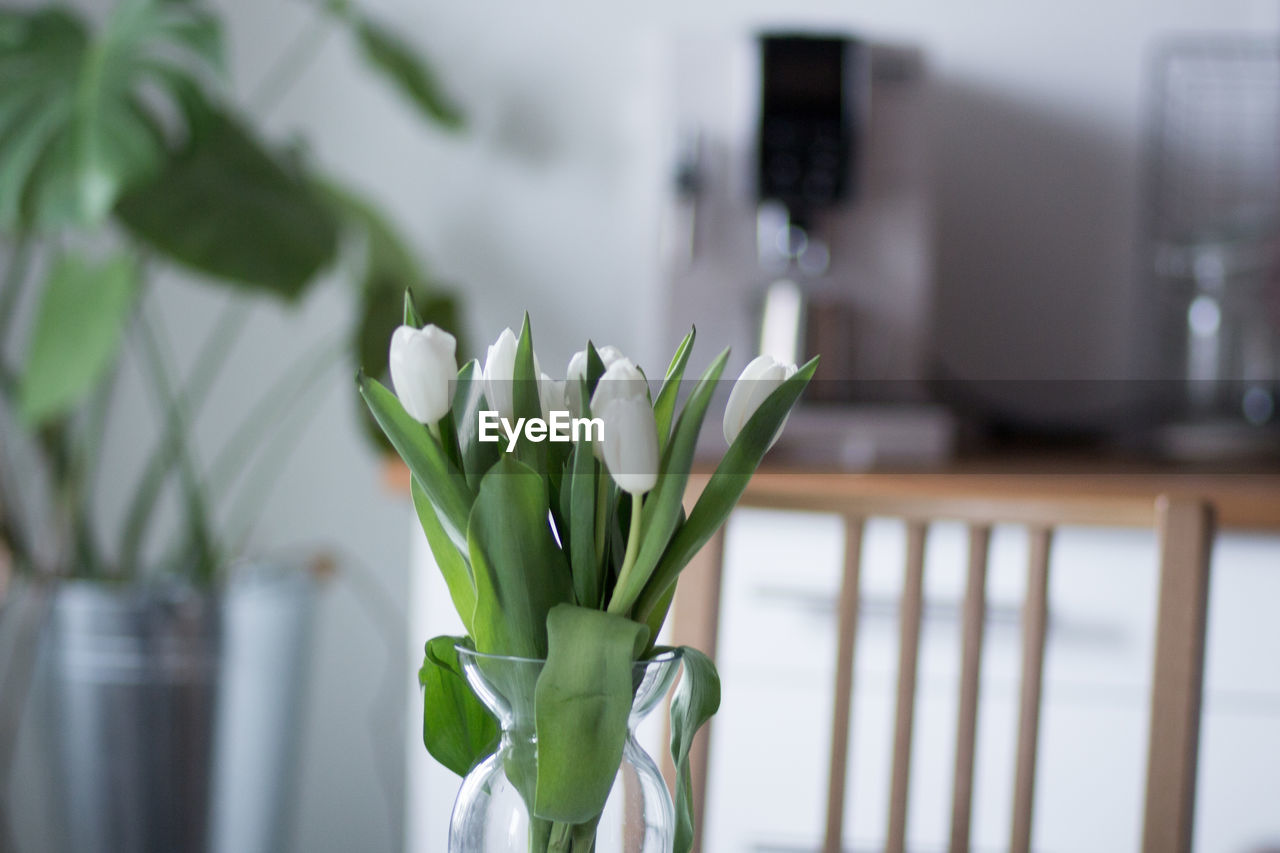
[0,1,464,850]
[363,307,817,852]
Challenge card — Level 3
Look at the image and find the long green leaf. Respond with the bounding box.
[467,456,572,658]
[358,372,473,550]
[19,252,137,425]
[642,561,678,645]
[451,360,499,491]
[533,604,648,823]
[634,357,818,621]
[419,635,499,777]
[566,440,599,608]
[608,348,728,616]
[412,479,475,633]
[511,312,545,471]
[670,647,720,853]
[653,326,695,449]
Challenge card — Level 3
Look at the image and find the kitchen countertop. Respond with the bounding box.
[708,452,1280,530]
[387,451,1280,530]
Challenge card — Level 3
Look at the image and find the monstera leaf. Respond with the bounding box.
[116,109,340,299]
[0,1,222,230]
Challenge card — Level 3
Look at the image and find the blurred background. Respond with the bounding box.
[3,0,1280,852]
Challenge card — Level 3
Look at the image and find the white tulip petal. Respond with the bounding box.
[539,372,567,421]
[389,324,457,424]
[566,345,628,419]
[483,328,519,421]
[598,396,659,495]
[723,354,796,447]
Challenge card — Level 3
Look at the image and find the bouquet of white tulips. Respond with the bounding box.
[359,298,816,853]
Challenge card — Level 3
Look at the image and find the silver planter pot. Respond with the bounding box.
[36,565,314,853]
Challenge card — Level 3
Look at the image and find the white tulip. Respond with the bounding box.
[539,372,567,422]
[723,355,798,448]
[483,327,537,421]
[566,345,625,416]
[389,324,457,425]
[597,395,659,495]
[590,358,647,414]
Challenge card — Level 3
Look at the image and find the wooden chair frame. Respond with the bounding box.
[663,483,1215,853]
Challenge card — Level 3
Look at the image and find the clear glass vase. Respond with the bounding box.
[449,647,680,853]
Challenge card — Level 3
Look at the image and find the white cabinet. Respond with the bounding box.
[703,509,1280,853]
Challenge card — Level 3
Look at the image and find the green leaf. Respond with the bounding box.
[19,252,137,425]
[452,360,500,491]
[533,604,648,823]
[116,108,339,299]
[643,580,677,647]
[653,326,695,450]
[412,479,475,634]
[511,313,547,472]
[609,348,728,617]
[566,440,599,608]
[634,357,819,622]
[585,340,606,393]
[419,635,499,777]
[467,456,573,658]
[332,7,464,129]
[358,372,474,550]
[403,289,422,327]
[670,647,721,853]
[0,3,222,230]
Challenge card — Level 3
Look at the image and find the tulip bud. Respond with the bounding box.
[723,355,797,448]
[566,345,625,417]
[589,358,647,414]
[389,324,457,425]
[484,327,540,421]
[597,395,659,495]
[539,372,567,422]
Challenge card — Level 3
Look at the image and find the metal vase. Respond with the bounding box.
[38,565,313,853]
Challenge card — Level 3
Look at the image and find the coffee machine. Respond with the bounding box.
[660,31,954,465]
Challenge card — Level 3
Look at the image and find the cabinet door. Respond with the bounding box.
[703,509,1280,853]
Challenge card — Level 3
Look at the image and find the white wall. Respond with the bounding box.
[68,0,1280,851]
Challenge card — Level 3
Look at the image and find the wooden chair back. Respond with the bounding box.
[668,491,1215,853]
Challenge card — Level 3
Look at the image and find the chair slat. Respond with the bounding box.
[823,517,865,853]
[949,524,992,853]
[886,521,928,853]
[1010,526,1053,853]
[1142,498,1214,853]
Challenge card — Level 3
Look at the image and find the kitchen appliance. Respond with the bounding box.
[1144,37,1280,457]
[660,31,953,466]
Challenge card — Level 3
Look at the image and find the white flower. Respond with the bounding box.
[539,372,567,422]
[597,395,659,495]
[566,345,625,417]
[482,328,524,421]
[388,324,457,424]
[723,355,797,448]
[588,358,657,493]
[590,358,647,415]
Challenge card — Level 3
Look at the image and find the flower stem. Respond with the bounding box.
[606,492,643,616]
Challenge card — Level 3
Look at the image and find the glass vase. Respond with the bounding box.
[449,647,680,853]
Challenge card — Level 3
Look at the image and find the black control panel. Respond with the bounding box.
[757,35,859,218]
